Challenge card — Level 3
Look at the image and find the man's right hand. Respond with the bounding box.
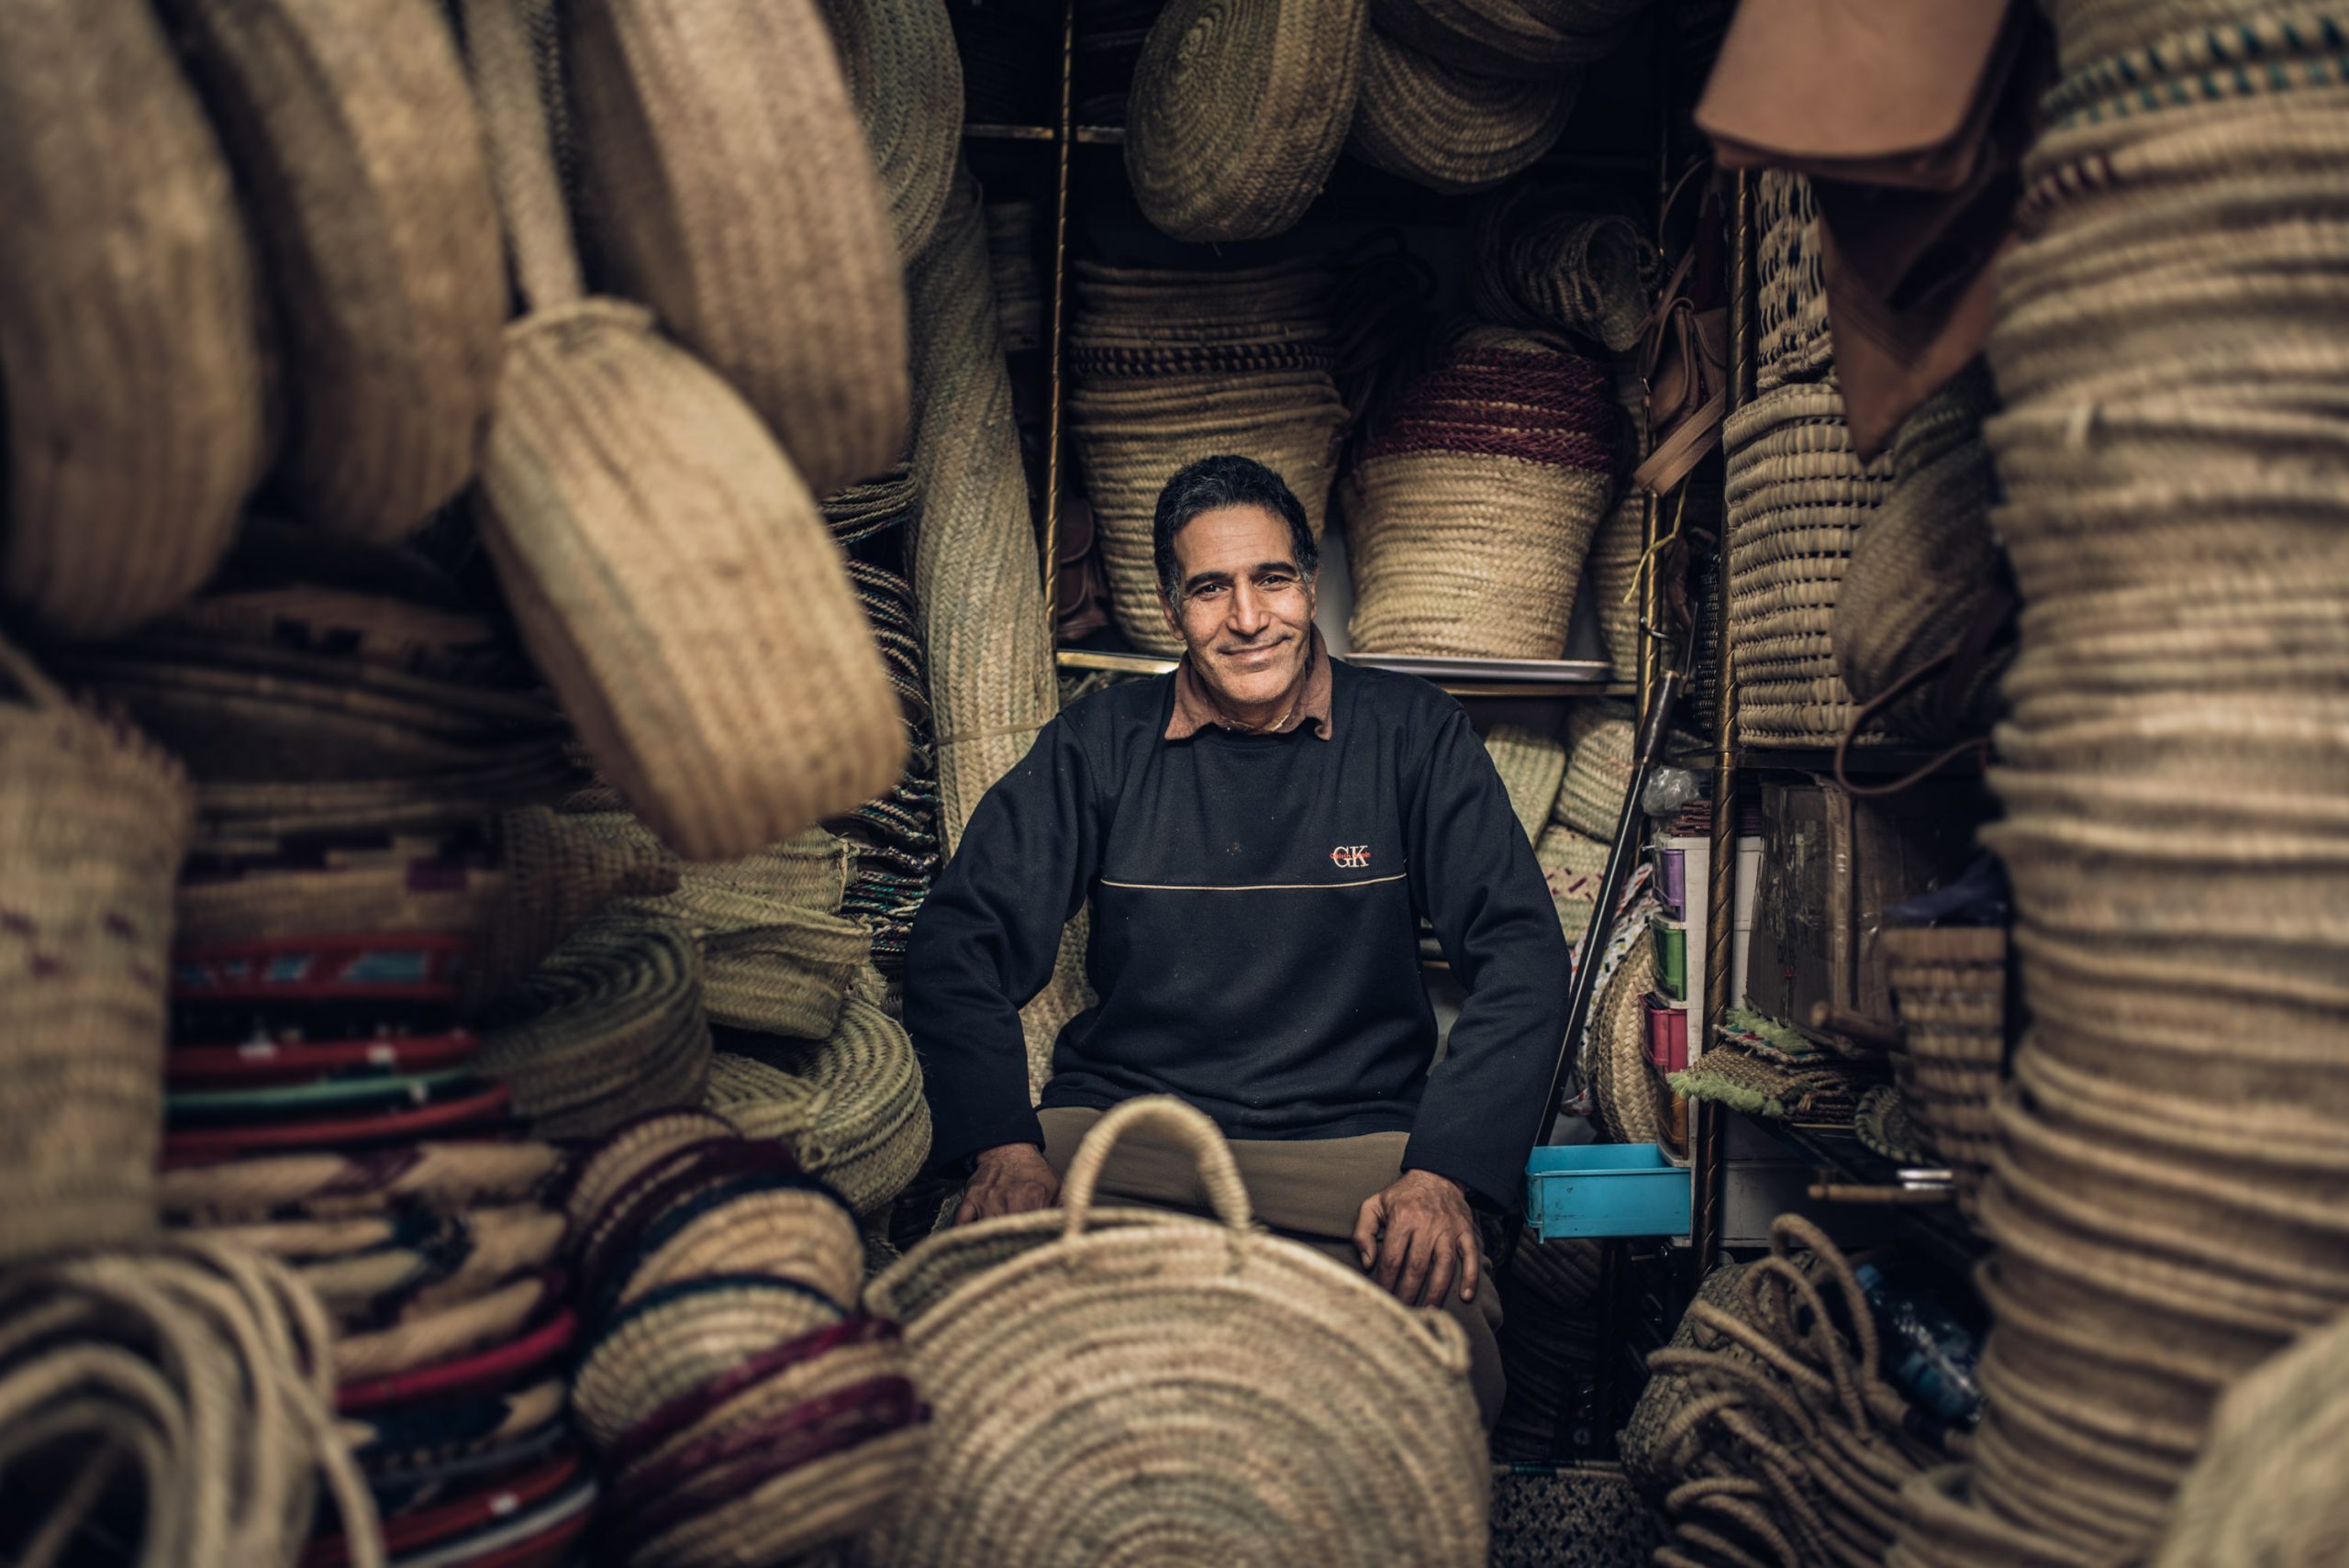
[952,1142,1063,1225]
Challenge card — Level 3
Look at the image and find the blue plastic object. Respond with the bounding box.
[1523,1143,1692,1240]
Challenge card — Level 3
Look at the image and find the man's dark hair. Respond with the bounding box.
[1151,455,1318,604]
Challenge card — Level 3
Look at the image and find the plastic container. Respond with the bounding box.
[1523,1143,1692,1239]
[1645,995,1689,1071]
[1647,914,1687,999]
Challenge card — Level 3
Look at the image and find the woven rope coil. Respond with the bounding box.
[813,0,963,261]
[566,0,907,495]
[1468,190,1657,352]
[0,645,192,1266]
[1344,328,1618,659]
[863,1096,1487,1566]
[705,996,932,1218]
[0,0,268,639]
[1347,27,1580,195]
[0,1240,385,1568]
[1124,0,1368,241]
[162,0,505,542]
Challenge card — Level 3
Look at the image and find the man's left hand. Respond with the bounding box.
[1353,1169,1480,1309]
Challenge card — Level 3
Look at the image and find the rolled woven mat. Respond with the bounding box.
[159,0,504,542]
[0,1240,386,1568]
[1636,1216,1957,1568]
[1483,723,1567,844]
[565,0,907,495]
[0,644,193,1266]
[1669,1021,1877,1127]
[1834,363,2009,742]
[1723,381,1896,746]
[1754,168,1831,392]
[813,0,962,261]
[1347,27,1579,195]
[1469,190,1656,353]
[1344,328,1618,658]
[462,0,906,863]
[705,997,932,1218]
[984,200,1048,353]
[1124,0,1367,241]
[862,1096,1487,1567]
[1369,0,1642,75]
[905,166,1056,855]
[0,0,268,639]
[477,912,713,1139]
[2149,1307,2349,1568]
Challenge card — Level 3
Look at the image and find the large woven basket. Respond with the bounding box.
[1755,169,1831,393]
[567,0,907,495]
[163,0,505,541]
[813,0,963,261]
[0,0,268,639]
[1879,926,2005,1218]
[862,1096,1486,1566]
[0,646,193,1265]
[1723,380,1896,745]
[1347,27,1578,195]
[1124,0,1368,241]
[463,0,905,862]
[1344,328,1617,659]
[1367,0,1643,76]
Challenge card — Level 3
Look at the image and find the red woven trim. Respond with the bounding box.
[608,1315,902,1472]
[303,1447,583,1568]
[338,1296,577,1414]
[603,1377,925,1556]
[161,1080,513,1166]
[580,1140,802,1306]
[1363,418,1617,470]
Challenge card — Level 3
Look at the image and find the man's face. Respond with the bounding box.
[1161,504,1317,712]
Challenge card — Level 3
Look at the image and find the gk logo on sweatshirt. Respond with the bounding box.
[1330,845,1371,869]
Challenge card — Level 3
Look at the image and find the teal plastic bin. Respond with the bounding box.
[1523,1144,1692,1240]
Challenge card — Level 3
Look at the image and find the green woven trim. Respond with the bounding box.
[1668,1067,1787,1120]
[2050,13,2349,127]
[1716,1007,1834,1066]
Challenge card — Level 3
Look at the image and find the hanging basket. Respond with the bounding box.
[813,0,963,261]
[862,1095,1488,1567]
[1367,0,1644,77]
[1347,28,1579,195]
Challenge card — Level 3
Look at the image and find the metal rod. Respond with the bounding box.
[1038,0,1076,626]
[1692,168,1754,1279]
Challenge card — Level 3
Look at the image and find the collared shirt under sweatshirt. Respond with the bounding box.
[903,654,1571,1210]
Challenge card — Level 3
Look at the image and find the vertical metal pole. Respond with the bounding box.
[1039,0,1076,628]
[1692,169,1753,1279]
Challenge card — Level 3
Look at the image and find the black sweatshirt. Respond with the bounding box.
[903,659,1571,1210]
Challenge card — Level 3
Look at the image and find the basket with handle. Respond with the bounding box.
[861,1095,1489,1567]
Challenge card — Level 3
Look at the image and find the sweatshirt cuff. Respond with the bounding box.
[929,1102,1048,1178]
[1400,1143,1519,1215]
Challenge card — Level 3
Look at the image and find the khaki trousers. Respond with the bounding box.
[1037,1106,1506,1429]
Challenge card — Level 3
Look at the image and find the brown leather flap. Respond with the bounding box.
[1698,0,2021,188]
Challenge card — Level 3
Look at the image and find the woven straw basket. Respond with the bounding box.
[0,645,193,1266]
[1369,0,1642,77]
[567,0,907,495]
[1,0,268,639]
[1125,0,1368,241]
[863,1096,1487,1566]
[814,0,963,261]
[1879,926,2004,1217]
[1348,27,1579,195]
[1756,169,1831,393]
[164,0,505,542]
[463,0,905,862]
[906,168,1057,853]
[1468,192,1656,353]
[706,996,932,1218]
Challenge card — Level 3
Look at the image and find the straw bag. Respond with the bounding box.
[1369,0,1645,77]
[862,1096,1488,1567]
[161,0,505,542]
[1756,169,1832,392]
[462,0,906,862]
[1125,0,1369,242]
[567,0,908,495]
[0,644,192,1266]
[0,0,268,640]
[815,0,963,261]
[1347,27,1579,195]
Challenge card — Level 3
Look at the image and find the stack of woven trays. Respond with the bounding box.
[161,1130,589,1568]
[1068,257,1347,654]
[1722,381,1897,746]
[1344,326,1619,658]
[820,467,942,976]
[1880,927,2007,1221]
[1884,15,2349,1563]
[706,995,933,1222]
[564,1110,927,1566]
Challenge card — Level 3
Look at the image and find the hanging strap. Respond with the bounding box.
[459,0,584,313]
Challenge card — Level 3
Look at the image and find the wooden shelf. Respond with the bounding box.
[961,122,1126,145]
[1057,648,1631,699]
[1734,1111,1985,1279]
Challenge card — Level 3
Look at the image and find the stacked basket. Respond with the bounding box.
[563,1110,926,1566]
[1880,927,2006,1221]
[1068,259,1348,655]
[1345,327,1620,658]
[1885,11,2349,1568]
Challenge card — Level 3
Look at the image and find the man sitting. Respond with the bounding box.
[905,454,1571,1425]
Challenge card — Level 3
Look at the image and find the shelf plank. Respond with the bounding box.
[1734,1110,1986,1274]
